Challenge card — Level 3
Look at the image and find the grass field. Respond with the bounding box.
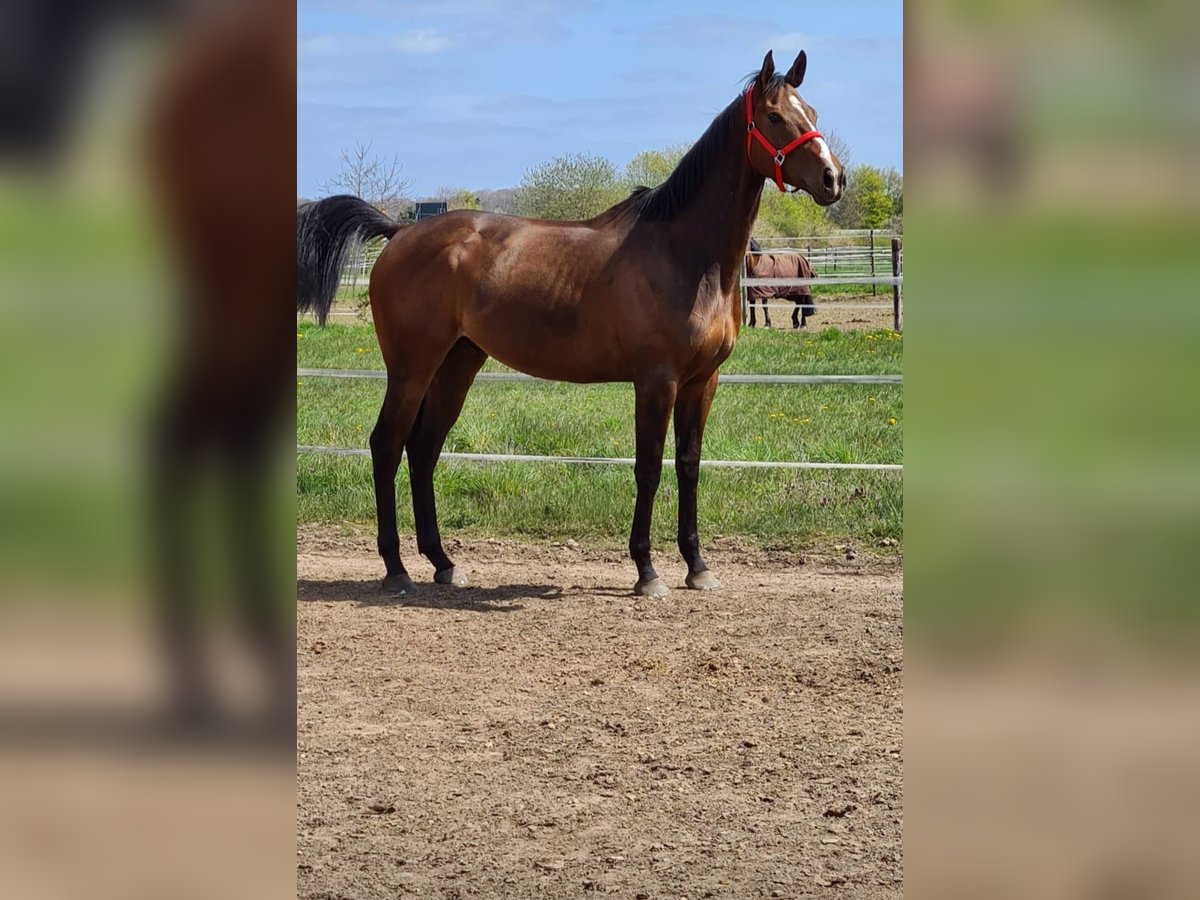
[297,323,903,551]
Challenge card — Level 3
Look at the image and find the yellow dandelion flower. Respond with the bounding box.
[888,417,897,426]
[297,332,304,339]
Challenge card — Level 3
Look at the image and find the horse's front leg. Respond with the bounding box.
[629,377,677,597]
[675,371,721,591]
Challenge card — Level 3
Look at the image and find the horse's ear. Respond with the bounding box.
[757,50,775,91]
[785,50,807,88]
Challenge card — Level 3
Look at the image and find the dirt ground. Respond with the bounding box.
[297,528,903,899]
[743,302,898,332]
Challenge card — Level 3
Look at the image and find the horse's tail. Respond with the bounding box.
[297,195,403,326]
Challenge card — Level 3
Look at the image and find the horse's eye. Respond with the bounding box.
[767,113,782,124]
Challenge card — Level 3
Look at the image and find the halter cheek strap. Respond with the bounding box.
[744,85,823,193]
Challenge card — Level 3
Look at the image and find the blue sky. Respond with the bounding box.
[298,1,902,199]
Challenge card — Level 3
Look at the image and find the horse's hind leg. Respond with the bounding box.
[792,300,801,329]
[371,356,448,595]
[371,382,417,594]
[406,338,488,585]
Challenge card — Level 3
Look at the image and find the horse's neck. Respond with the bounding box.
[669,123,763,294]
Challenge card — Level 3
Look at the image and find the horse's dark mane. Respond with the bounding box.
[602,94,741,223]
[602,74,795,224]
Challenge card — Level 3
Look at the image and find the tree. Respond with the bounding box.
[853,165,895,229]
[827,164,895,230]
[320,140,412,218]
[514,153,625,221]
[755,189,833,239]
[623,144,689,189]
[320,141,414,297]
[476,188,519,215]
[880,166,903,217]
[824,130,852,172]
[434,185,481,210]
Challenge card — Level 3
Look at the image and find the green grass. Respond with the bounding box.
[297,323,903,551]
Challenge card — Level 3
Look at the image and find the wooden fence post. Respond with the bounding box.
[891,238,902,333]
[870,229,877,296]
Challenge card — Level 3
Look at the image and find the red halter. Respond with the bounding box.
[744,85,823,193]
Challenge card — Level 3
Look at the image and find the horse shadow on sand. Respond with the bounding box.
[295,577,594,613]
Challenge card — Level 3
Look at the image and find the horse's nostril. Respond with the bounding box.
[823,168,836,190]
[839,169,847,188]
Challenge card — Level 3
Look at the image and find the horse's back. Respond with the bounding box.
[370,210,650,381]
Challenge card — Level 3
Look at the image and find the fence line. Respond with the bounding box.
[756,230,901,241]
[747,303,898,311]
[743,275,901,287]
[297,368,902,385]
[298,445,902,472]
[341,233,902,277]
[330,275,903,289]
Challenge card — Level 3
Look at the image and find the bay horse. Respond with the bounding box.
[297,49,845,598]
[745,237,818,329]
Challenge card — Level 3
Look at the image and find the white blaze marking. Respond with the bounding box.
[789,90,839,177]
[788,93,809,124]
[813,136,837,172]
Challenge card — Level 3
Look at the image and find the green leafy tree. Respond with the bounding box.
[755,189,833,238]
[515,153,625,220]
[623,144,690,189]
[828,164,895,230]
[434,185,481,210]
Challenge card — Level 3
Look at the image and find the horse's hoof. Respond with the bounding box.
[434,566,469,587]
[685,570,722,591]
[634,577,670,598]
[382,573,416,596]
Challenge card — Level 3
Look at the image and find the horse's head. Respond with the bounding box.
[745,50,845,205]
[746,237,762,271]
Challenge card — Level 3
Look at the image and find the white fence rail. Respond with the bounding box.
[298,446,902,473]
[743,276,901,287]
[297,368,902,386]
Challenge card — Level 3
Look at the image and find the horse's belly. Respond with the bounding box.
[463,296,628,383]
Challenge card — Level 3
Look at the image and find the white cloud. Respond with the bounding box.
[391,30,452,55]
[299,30,452,61]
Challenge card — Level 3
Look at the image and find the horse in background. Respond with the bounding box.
[745,237,818,329]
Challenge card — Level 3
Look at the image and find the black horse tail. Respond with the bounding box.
[297,195,402,325]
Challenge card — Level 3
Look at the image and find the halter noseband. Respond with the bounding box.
[744,85,823,193]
